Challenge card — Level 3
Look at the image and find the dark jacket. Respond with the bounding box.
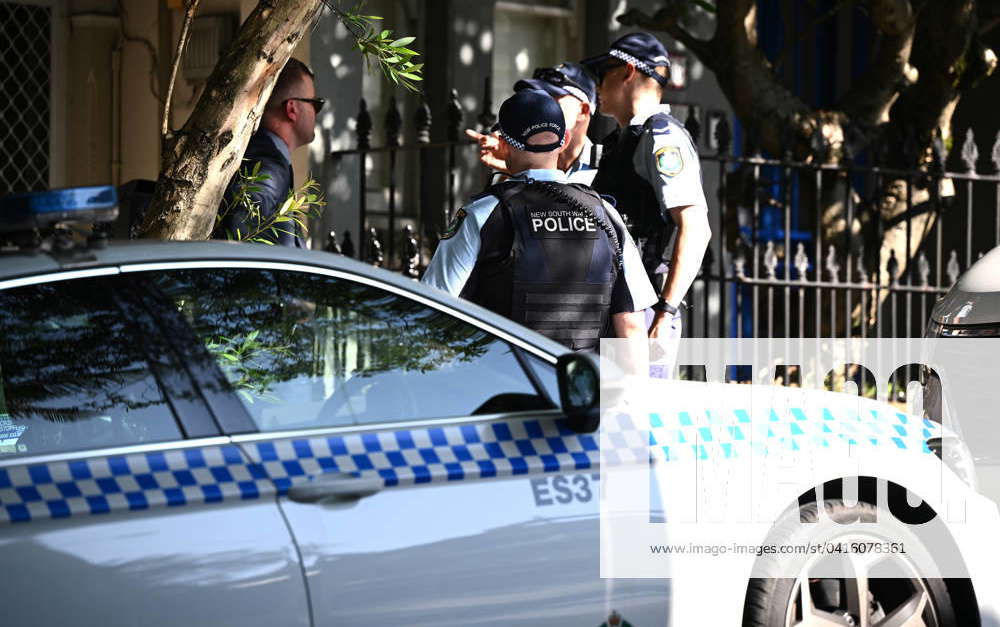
[215,130,302,247]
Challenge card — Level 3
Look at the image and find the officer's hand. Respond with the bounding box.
[465,129,510,173]
[647,310,669,339]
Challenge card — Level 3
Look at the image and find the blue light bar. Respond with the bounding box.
[0,186,118,232]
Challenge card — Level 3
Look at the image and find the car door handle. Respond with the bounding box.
[286,472,383,504]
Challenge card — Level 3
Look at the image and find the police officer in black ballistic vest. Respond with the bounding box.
[582,33,711,354]
[422,90,656,350]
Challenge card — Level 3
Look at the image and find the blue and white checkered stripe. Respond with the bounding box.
[609,48,659,80]
[0,444,260,524]
[0,409,939,524]
[645,407,939,463]
[245,418,599,489]
[0,417,599,525]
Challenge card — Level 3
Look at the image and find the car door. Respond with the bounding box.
[135,260,669,627]
[0,271,309,627]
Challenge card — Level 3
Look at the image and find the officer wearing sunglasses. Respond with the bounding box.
[215,58,324,247]
[466,63,601,184]
[582,32,711,375]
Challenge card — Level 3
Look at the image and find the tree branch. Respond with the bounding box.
[616,6,717,68]
[884,0,987,167]
[839,0,917,129]
[162,0,202,139]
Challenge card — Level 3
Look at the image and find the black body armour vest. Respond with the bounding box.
[591,112,685,278]
[460,181,618,351]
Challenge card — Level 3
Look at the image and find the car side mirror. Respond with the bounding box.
[556,351,600,433]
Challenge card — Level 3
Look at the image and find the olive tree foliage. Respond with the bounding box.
[141,0,422,241]
[621,0,999,289]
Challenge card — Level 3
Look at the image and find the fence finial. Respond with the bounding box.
[930,129,946,173]
[764,241,778,279]
[447,89,463,142]
[734,251,746,278]
[684,105,700,146]
[946,250,961,285]
[478,75,496,131]
[917,251,930,287]
[341,230,355,258]
[401,224,419,278]
[385,96,402,148]
[825,245,840,283]
[715,114,731,156]
[961,127,979,173]
[415,95,432,144]
[357,98,372,151]
[325,229,341,254]
[367,226,384,267]
[794,242,809,281]
[887,249,899,286]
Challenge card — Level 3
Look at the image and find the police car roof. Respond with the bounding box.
[0,239,571,359]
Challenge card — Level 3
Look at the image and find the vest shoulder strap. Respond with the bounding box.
[486,180,528,205]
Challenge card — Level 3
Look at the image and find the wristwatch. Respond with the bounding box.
[651,298,678,316]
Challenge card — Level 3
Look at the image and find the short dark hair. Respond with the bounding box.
[267,58,315,110]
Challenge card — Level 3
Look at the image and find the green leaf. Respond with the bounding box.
[390,36,415,48]
[398,72,422,81]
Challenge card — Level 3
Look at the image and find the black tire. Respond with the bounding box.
[743,500,960,627]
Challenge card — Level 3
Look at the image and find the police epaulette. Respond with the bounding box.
[644,112,673,134]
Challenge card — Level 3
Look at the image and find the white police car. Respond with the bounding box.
[0,188,996,626]
[0,186,667,626]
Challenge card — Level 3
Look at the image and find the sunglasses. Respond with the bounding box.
[286,97,326,113]
[593,61,626,85]
[533,67,587,94]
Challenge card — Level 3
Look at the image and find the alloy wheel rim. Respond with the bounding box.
[783,534,938,627]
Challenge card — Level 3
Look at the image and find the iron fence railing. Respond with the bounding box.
[326,84,1000,341]
[689,116,1000,341]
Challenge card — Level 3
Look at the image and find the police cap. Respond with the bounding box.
[581,32,670,87]
[491,89,566,153]
[513,62,598,109]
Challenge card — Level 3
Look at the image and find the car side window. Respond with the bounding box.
[145,268,553,432]
[0,277,183,458]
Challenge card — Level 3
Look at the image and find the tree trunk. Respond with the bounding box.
[140,0,326,241]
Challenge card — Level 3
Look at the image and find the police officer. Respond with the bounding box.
[582,33,711,345]
[465,63,602,185]
[424,89,656,350]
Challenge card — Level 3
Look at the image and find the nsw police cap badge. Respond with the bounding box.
[654,145,684,178]
[440,208,467,240]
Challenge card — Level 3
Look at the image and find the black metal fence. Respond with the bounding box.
[326,88,1000,340]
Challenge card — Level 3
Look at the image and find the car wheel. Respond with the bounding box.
[743,500,959,627]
